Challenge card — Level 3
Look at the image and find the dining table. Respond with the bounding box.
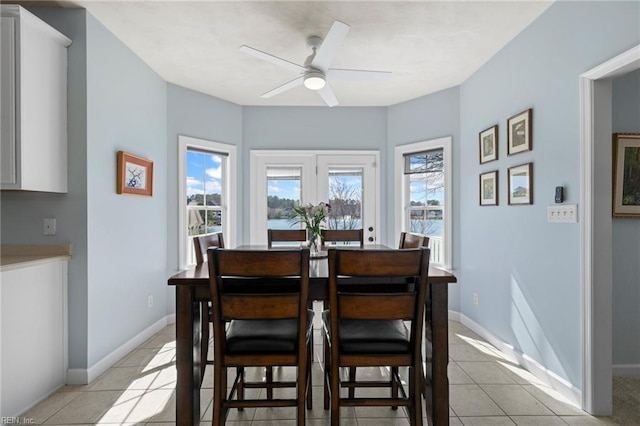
[167,244,457,426]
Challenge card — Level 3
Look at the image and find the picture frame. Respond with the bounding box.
[479,170,498,206]
[117,151,153,196]
[479,125,498,164]
[507,108,532,156]
[507,162,533,205]
[613,133,640,217]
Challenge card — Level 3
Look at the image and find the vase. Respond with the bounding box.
[307,229,321,257]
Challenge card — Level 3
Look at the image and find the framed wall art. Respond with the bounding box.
[613,133,640,217]
[507,108,532,156]
[507,162,533,205]
[479,170,498,206]
[479,125,498,164]
[117,151,153,196]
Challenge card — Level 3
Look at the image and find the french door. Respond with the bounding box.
[250,151,379,245]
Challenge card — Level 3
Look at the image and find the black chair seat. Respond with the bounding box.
[322,310,409,354]
[227,312,314,354]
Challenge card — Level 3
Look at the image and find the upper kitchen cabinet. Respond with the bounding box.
[1,6,71,192]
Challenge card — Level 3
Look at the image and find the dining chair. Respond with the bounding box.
[398,231,430,249]
[192,232,225,383]
[207,247,313,426]
[320,228,364,249]
[322,247,430,426]
[267,228,307,248]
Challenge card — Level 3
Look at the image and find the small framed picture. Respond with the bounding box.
[508,162,533,205]
[479,170,498,206]
[613,133,640,217]
[479,125,498,164]
[507,108,532,156]
[117,151,153,196]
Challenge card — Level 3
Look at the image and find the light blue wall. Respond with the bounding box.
[242,106,388,243]
[459,1,639,387]
[612,69,640,368]
[387,86,461,311]
[0,8,89,369]
[85,13,168,366]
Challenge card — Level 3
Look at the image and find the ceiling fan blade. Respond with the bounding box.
[311,21,350,71]
[327,69,392,81]
[240,45,305,73]
[317,83,338,107]
[261,76,304,98]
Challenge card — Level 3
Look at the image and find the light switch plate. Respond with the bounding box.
[547,204,578,223]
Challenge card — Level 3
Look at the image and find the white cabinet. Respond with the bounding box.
[0,6,71,192]
[0,257,69,418]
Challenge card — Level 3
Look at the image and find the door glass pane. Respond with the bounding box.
[267,167,301,230]
[327,168,362,231]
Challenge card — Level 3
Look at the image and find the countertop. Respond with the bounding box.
[1,244,72,271]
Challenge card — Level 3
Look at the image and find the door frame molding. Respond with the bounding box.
[579,44,640,415]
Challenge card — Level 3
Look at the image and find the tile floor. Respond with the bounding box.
[17,318,636,425]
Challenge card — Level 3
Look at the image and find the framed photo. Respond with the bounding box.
[507,108,532,156]
[479,170,498,206]
[508,162,533,205]
[117,151,153,196]
[613,133,640,217]
[479,125,498,164]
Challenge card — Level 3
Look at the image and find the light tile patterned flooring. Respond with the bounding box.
[18,318,636,425]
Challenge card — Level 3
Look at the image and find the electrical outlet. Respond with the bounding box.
[147,295,153,308]
[43,218,56,235]
[473,293,479,305]
[547,204,578,223]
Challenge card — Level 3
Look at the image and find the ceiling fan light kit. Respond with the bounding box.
[303,71,325,90]
[240,20,391,106]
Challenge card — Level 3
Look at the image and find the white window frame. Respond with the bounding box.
[394,136,452,269]
[178,135,237,269]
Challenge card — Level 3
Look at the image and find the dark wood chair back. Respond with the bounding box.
[320,229,364,249]
[267,228,307,248]
[398,231,430,249]
[207,248,311,424]
[323,247,430,425]
[193,232,224,264]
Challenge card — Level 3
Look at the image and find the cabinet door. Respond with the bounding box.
[0,17,16,185]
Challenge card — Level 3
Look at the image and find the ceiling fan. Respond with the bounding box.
[239,21,391,107]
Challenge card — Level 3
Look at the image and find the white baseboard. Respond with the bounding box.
[448,310,461,321]
[455,312,582,408]
[66,315,173,385]
[613,364,640,377]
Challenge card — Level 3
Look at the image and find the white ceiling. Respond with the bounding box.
[55,0,553,107]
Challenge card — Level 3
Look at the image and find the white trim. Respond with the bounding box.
[66,315,172,385]
[394,136,453,269]
[579,44,640,415]
[178,135,237,269]
[612,364,640,377]
[458,313,583,408]
[448,310,461,322]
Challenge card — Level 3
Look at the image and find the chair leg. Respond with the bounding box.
[237,367,244,411]
[266,367,274,399]
[348,367,356,398]
[391,366,399,410]
[200,302,210,384]
[410,365,423,426]
[307,339,313,410]
[323,331,330,410]
[213,359,225,426]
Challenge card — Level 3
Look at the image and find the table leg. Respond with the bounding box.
[424,283,449,426]
[176,286,202,425]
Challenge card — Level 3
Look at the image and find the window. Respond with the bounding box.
[266,167,302,231]
[179,136,236,267]
[395,137,452,268]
